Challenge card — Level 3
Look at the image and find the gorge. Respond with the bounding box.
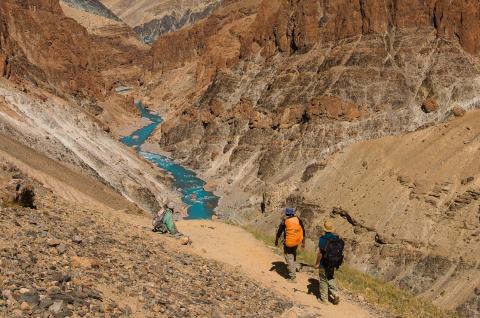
[120,102,218,219]
[0,0,479,317]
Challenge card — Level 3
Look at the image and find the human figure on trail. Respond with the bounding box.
[315,220,344,305]
[152,202,179,235]
[152,202,190,245]
[274,207,305,282]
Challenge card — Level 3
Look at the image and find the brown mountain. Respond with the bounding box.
[0,0,176,214]
[146,0,480,315]
[99,0,222,43]
[0,0,479,316]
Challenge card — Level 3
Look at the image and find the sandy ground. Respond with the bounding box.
[100,208,377,317]
[175,220,375,317]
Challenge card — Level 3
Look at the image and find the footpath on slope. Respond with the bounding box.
[176,220,375,318]
[116,210,376,317]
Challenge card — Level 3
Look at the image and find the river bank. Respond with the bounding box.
[120,102,219,219]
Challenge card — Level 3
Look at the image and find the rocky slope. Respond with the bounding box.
[145,0,480,315]
[0,162,291,318]
[61,0,120,21]
[0,0,178,212]
[100,0,222,43]
[256,110,480,317]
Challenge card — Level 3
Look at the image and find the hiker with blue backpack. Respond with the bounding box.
[315,220,344,305]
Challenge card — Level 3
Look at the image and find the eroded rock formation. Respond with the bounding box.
[99,0,223,43]
[0,0,106,99]
[147,0,480,315]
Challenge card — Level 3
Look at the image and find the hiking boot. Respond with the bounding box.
[317,298,329,305]
[287,277,296,283]
[332,296,340,305]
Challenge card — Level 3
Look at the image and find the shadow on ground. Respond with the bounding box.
[307,278,320,299]
[270,261,290,279]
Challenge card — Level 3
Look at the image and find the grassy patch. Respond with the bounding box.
[244,226,459,318]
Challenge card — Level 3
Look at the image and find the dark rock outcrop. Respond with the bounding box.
[0,179,36,208]
[61,0,120,21]
[134,3,220,44]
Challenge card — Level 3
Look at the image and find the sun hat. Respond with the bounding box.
[324,220,334,232]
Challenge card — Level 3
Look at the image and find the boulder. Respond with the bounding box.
[422,99,439,113]
[70,256,100,269]
[452,106,466,117]
[48,300,64,315]
[0,179,35,208]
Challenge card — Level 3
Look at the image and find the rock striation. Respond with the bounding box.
[61,0,120,21]
[147,0,480,315]
[100,0,223,43]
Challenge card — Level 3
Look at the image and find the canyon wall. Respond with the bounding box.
[0,0,178,213]
[0,0,106,100]
[61,0,120,21]
[100,0,223,43]
[148,0,480,315]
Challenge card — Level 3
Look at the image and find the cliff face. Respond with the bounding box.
[0,0,106,100]
[240,0,480,56]
[0,0,177,214]
[61,0,120,21]
[99,0,222,43]
[148,0,480,315]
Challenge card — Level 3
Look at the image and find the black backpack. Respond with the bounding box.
[323,236,345,269]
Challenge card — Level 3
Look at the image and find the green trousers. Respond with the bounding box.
[319,266,338,301]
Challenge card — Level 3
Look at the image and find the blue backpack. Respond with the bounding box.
[322,235,345,269]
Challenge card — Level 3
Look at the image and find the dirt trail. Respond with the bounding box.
[176,220,375,317]
[113,211,375,317]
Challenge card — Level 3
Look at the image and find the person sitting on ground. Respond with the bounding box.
[315,220,345,305]
[274,207,305,282]
[152,202,179,235]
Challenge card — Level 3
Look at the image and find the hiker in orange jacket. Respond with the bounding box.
[275,207,305,282]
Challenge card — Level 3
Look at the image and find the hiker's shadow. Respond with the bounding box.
[270,261,290,279]
[307,278,320,298]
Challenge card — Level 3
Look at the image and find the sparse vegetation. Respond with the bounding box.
[244,226,460,318]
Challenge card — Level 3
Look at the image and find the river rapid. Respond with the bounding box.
[120,102,218,219]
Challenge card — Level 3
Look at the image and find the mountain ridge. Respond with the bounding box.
[144,0,480,316]
[99,0,223,43]
[61,0,120,21]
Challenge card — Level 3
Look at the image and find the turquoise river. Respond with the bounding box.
[120,102,218,219]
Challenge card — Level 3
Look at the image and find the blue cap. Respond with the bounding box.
[285,207,295,216]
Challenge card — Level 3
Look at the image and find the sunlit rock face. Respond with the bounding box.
[99,0,222,43]
[146,1,480,316]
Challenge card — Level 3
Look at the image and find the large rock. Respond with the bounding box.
[452,106,466,117]
[0,179,35,208]
[422,99,440,113]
